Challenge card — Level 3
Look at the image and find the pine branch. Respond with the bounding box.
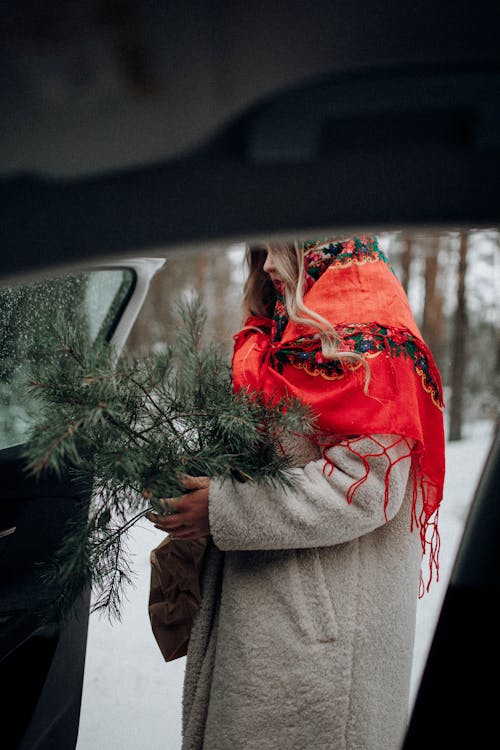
[23,296,316,623]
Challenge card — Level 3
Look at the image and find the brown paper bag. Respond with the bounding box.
[148,535,208,661]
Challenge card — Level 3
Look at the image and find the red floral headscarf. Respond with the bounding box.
[232,236,446,593]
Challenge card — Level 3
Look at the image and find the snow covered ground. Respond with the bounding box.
[75,420,496,750]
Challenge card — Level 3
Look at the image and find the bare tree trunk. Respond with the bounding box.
[212,250,234,352]
[448,232,469,441]
[400,233,413,294]
[421,235,445,370]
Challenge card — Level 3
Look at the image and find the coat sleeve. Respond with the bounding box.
[208,435,414,551]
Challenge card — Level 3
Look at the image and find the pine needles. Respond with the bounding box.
[23,298,315,622]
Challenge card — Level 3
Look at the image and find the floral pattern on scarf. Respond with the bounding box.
[270,322,444,410]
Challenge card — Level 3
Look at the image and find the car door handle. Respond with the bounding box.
[0,526,16,538]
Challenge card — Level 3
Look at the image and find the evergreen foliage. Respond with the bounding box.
[23,298,315,622]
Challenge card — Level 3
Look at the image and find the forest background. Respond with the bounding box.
[125,229,499,442]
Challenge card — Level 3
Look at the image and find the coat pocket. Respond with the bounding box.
[295,548,339,643]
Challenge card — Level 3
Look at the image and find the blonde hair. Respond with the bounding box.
[243,241,367,375]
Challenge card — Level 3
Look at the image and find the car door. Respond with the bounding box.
[0,257,165,750]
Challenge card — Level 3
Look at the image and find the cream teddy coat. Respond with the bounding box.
[180,435,423,750]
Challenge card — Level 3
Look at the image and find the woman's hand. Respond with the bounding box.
[146,474,210,540]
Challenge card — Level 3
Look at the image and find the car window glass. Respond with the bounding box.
[0,268,135,450]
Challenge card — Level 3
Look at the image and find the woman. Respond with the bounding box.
[150,236,445,750]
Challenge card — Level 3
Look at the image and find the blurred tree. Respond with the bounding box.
[421,234,445,371]
[460,230,499,424]
[448,231,469,441]
[400,232,413,294]
[124,246,244,358]
[124,256,189,355]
